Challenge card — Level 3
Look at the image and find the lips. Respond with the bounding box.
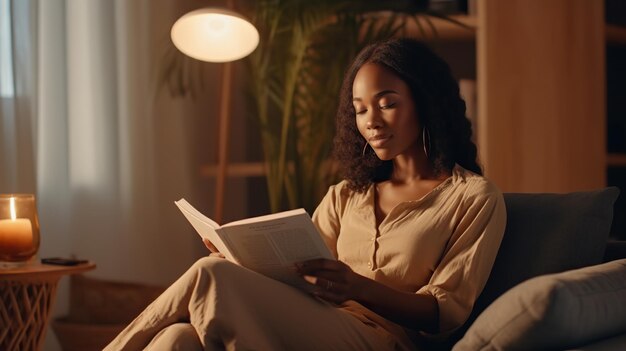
[368,134,392,147]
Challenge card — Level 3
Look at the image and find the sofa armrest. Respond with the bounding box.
[604,240,626,262]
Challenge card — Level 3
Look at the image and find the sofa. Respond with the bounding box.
[54,188,626,350]
[449,187,626,350]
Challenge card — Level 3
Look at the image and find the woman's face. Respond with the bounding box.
[352,63,421,161]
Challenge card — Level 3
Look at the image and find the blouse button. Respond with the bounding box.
[367,261,372,267]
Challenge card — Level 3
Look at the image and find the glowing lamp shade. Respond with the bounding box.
[171,8,259,63]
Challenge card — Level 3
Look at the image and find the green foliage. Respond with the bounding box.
[155,0,468,213]
[248,0,422,213]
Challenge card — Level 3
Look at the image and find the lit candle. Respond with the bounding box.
[0,197,33,255]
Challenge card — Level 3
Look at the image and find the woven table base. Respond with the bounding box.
[0,262,96,351]
[0,280,58,351]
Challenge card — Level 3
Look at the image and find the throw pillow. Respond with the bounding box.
[453,259,626,350]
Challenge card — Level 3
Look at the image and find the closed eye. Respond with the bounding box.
[356,109,367,115]
[380,102,396,110]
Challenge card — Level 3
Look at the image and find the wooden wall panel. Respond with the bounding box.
[477,0,606,192]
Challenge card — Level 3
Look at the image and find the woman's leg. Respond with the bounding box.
[106,257,402,351]
[144,323,203,351]
[104,258,215,350]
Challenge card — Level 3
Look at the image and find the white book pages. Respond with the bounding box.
[174,199,236,262]
[174,198,334,291]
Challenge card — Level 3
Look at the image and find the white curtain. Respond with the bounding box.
[35,0,214,285]
[0,0,37,193]
[3,0,256,346]
[1,1,247,348]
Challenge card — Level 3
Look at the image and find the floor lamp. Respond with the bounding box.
[171,7,259,224]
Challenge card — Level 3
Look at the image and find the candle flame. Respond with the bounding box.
[10,197,16,220]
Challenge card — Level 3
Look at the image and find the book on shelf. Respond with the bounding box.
[175,199,334,291]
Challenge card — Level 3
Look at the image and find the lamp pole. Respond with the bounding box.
[171,5,259,224]
[214,61,232,224]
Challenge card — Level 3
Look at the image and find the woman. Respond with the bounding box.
[105,38,506,351]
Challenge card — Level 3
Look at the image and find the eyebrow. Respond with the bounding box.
[352,89,399,102]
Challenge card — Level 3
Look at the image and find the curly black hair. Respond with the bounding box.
[334,38,482,192]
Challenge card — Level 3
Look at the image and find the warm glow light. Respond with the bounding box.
[171,8,259,63]
[9,197,15,221]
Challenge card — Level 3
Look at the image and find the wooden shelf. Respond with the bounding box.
[367,13,476,41]
[405,17,624,43]
[200,160,334,178]
[608,153,626,167]
[607,24,626,44]
[410,17,626,43]
[413,14,476,41]
[201,162,266,177]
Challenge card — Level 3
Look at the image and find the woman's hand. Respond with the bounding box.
[203,238,225,258]
[297,258,439,332]
[295,258,370,304]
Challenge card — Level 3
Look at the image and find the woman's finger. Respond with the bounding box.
[203,238,219,253]
[302,269,347,284]
[305,277,347,303]
[295,258,344,274]
[313,289,345,304]
[302,275,346,294]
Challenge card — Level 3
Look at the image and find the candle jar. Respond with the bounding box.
[0,194,40,268]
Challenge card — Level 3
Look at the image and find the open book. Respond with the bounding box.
[175,199,334,291]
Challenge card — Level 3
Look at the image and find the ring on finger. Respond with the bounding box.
[325,280,334,290]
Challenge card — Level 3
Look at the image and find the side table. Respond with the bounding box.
[0,262,96,351]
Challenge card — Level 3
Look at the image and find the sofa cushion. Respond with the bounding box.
[576,332,626,351]
[444,187,620,347]
[604,240,626,262]
[453,259,626,350]
[472,187,620,317]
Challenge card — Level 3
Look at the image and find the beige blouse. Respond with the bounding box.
[312,164,506,343]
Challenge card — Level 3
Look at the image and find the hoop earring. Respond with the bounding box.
[422,127,431,160]
[362,141,369,157]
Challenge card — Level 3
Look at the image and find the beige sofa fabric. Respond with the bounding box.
[454,259,626,350]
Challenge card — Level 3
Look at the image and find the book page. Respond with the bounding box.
[175,199,220,228]
[222,208,308,228]
[175,198,334,291]
[174,199,236,262]
[217,211,333,289]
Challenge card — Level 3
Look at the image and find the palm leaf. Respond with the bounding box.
[155,0,467,213]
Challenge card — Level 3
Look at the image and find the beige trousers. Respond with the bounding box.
[104,257,401,351]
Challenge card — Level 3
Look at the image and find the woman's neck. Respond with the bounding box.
[390,148,436,184]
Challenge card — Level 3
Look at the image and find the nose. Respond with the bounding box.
[365,110,383,130]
